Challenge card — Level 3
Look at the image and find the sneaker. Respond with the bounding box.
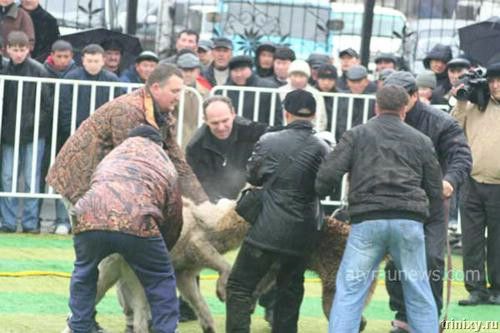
[0,225,16,233]
[389,320,409,333]
[55,224,70,235]
[458,292,490,306]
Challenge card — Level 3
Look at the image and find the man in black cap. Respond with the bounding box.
[197,39,214,71]
[255,42,275,78]
[272,46,295,86]
[374,52,398,73]
[225,89,330,333]
[451,61,500,307]
[337,47,360,91]
[445,57,471,105]
[101,39,124,76]
[307,52,332,85]
[383,71,472,333]
[224,55,282,125]
[202,37,233,87]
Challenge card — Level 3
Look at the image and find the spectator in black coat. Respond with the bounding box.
[224,55,282,126]
[226,90,330,333]
[21,0,60,62]
[254,42,275,78]
[0,31,52,233]
[382,71,472,333]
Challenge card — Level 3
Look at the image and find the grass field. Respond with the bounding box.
[1,234,499,333]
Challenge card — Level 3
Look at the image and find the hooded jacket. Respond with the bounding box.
[423,44,453,100]
[254,42,275,78]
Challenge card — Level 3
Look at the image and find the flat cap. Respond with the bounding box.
[447,57,471,69]
[136,50,159,63]
[274,47,296,61]
[307,53,331,69]
[346,65,368,81]
[339,48,359,58]
[317,64,338,79]
[377,68,395,81]
[487,62,500,78]
[283,89,316,117]
[384,71,417,92]
[374,52,397,64]
[213,37,233,50]
[228,55,253,70]
[177,53,200,69]
[198,39,214,51]
[416,70,437,89]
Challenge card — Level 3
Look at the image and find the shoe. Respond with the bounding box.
[0,226,16,233]
[55,224,70,235]
[94,321,110,333]
[359,316,367,332]
[489,294,500,305]
[22,228,40,234]
[389,320,409,333]
[458,292,490,306]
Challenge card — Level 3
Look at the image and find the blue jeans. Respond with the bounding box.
[69,231,178,333]
[329,219,438,333]
[0,140,45,231]
[55,199,71,228]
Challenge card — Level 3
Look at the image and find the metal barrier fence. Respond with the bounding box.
[0,75,201,199]
[0,78,461,233]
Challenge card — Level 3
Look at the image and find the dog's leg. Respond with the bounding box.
[194,243,232,302]
[117,264,151,333]
[96,253,123,304]
[176,270,216,333]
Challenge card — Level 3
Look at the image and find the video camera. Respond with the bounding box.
[456,67,490,111]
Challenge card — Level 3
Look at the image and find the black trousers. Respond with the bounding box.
[385,196,446,322]
[460,177,500,296]
[226,242,306,333]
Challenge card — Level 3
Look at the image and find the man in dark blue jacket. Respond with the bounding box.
[59,44,123,142]
[225,90,330,333]
[383,71,472,333]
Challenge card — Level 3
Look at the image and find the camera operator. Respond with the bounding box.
[451,61,500,306]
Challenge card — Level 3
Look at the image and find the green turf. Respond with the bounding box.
[1,234,499,332]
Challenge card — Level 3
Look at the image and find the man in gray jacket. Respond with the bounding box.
[316,85,443,333]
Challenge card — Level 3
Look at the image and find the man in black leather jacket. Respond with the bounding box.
[382,71,472,333]
[225,89,330,333]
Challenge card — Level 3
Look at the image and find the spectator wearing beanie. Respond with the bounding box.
[278,59,327,130]
[224,55,282,125]
[423,43,453,102]
[272,46,295,86]
[254,42,275,78]
[416,70,437,105]
[374,52,398,73]
[315,64,339,131]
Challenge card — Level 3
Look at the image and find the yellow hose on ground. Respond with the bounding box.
[0,271,465,286]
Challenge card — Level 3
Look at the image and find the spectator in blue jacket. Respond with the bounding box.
[59,44,123,142]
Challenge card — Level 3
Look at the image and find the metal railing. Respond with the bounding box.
[0,75,199,199]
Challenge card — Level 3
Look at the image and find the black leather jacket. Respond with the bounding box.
[245,120,330,256]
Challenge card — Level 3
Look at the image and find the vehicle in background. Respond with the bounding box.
[329,3,408,70]
[454,0,500,22]
[410,19,470,73]
[214,0,335,59]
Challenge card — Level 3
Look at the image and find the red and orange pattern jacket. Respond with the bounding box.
[74,137,183,247]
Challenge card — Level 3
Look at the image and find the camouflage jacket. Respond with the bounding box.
[74,137,182,246]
